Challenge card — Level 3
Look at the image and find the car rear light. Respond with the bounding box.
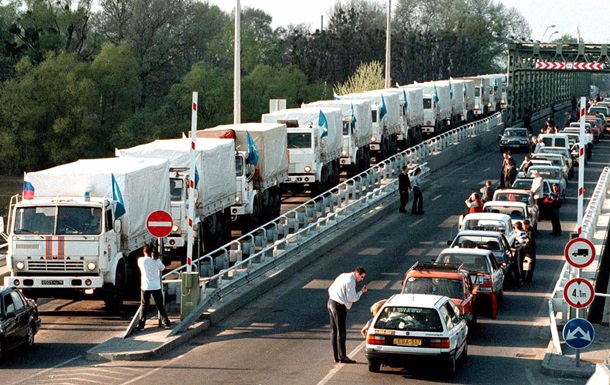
[367,334,387,345]
[429,338,450,348]
[476,274,493,292]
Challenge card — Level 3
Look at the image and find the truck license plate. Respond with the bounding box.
[41,280,64,285]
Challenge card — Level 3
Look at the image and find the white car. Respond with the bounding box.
[536,146,574,170]
[365,294,468,376]
[491,189,539,229]
[458,212,515,247]
[483,200,536,230]
[531,153,570,180]
[526,165,566,199]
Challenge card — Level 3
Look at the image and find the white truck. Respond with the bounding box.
[415,81,452,137]
[0,157,171,311]
[262,106,342,195]
[437,80,465,127]
[461,78,476,122]
[302,99,373,176]
[116,138,237,257]
[401,86,425,146]
[464,76,493,117]
[195,123,289,232]
[339,90,401,161]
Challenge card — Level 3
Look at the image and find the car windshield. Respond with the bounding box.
[484,205,525,219]
[504,129,527,137]
[374,306,443,332]
[529,169,561,179]
[494,192,530,205]
[404,277,465,299]
[511,179,532,189]
[436,254,490,273]
[462,219,505,232]
[453,235,502,251]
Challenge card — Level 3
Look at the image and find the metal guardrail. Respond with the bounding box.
[124,113,504,337]
[549,167,610,331]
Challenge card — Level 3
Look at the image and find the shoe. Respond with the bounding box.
[340,357,357,364]
[334,358,340,363]
[399,209,407,213]
[135,325,145,331]
[163,321,172,329]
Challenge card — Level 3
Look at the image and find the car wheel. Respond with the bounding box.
[0,338,4,362]
[498,288,504,302]
[25,323,34,348]
[445,354,457,377]
[460,342,468,364]
[368,359,381,373]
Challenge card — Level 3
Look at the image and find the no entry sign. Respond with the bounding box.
[146,210,173,238]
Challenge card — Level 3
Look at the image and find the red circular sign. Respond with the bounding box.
[146,210,173,238]
[564,238,596,269]
[563,278,595,309]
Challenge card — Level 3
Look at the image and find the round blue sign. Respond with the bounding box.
[562,318,595,349]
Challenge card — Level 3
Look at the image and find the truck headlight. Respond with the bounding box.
[371,135,377,142]
[87,262,97,271]
[341,149,348,156]
[304,165,312,173]
[474,104,480,110]
[15,261,25,270]
[172,225,179,232]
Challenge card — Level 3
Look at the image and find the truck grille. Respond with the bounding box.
[289,164,296,173]
[27,260,85,272]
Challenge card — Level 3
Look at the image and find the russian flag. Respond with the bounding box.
[23,172,35,200]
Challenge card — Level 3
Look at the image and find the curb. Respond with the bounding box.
[541,341,596,379]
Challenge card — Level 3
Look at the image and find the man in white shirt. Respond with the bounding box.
[136,244,171,330]
[530,170,544,206]
[327,266,368,363]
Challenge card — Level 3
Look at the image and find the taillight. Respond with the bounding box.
[429,338,450,348]
[367,334,387,345]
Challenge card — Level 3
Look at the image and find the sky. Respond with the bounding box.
[206,0,610,44]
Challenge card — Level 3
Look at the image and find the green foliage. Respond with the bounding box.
[334,61,385,95]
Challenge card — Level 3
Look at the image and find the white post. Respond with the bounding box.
[578,97,585,237]
[234,0,241,124]
[187,92,198,273]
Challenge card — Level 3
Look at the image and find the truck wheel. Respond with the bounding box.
[104,265,125,313]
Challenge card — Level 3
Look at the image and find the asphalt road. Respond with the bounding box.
[2,120,606,385]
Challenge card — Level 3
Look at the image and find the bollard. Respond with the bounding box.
[180,272,201,320]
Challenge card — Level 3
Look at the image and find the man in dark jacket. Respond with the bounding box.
[398,166,412,213]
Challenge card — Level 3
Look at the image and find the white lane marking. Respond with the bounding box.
[431,194,442,201]
[10,356,80,385]
[316,342,366,385]
[120,354,186,385]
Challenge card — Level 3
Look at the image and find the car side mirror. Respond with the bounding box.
[463,313,473,321]
[447,240,452,246]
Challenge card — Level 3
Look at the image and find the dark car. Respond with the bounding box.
[498,127,532,153]
[0,287,41,361]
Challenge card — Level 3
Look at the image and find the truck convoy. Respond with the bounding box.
[338,90,401,161]
[399,86,425,146]
[1,157,170,311]
[302,99,373,176]
[415,81,452,137]
[116,138,237,257]
[195,123,289,231]
[261,106,342,195]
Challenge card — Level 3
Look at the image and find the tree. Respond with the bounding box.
[334,61,385,95]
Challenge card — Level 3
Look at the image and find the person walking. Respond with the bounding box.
[465,192,483,213]
[136,243,171,331]
[503,152,517,188]
[398,166,411,213]
[522,219,536,283]
[328,266,368,364]
[480,180,495,203]
[411,167,424,214]
[548,183,563,236]
[500,152,516,188]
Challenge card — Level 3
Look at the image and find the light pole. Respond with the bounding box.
[541,24,556,41]
[384,0,391,89]
[547,31,558,42]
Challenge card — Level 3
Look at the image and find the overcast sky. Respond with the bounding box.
[206,0,610,44]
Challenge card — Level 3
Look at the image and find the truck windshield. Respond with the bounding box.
[342,120,351,135]
[287,133,312,149]
[475,87,481,97]
[423,98,432,109]
[170,178,184,202]
[14,206,102,235]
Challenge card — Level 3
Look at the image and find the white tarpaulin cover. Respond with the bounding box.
[261,107,342,159]
[302,99,373,149]
[116,138,236,210]
[26,157,170,245]
[197,123,289,184]
[339,90,401,136]
[419,82,452,119]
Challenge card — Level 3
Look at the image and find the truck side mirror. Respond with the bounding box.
[114,219,121,233]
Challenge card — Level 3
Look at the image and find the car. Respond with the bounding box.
[566,124,594,147]
[536,146,574,170]
[483,200,536,231]
[365,294,468,376]
[526,165,566,199]
[435,248,505,318]
[498,127,532,153]
[585,118,602,141]
[400,262,477,326]
[531,152,571,179]
[458,212,515,246]
[0,287,41,361]
[447,230,516,275]
[539,133,570,152]
[491,189,539,229]
[511,177,554,218]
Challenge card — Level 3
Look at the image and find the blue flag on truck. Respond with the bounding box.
[403,90,408,109]
[195,166,200,187]
[319,110,328,138]
[433,85,439,103]
[112,174,126,218]
[380,95,388,119]
[246,131,259,166]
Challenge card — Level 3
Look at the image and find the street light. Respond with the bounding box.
[548,31,559,42]
[541,24,556,41]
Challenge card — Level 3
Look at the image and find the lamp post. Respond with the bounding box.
[548,31,558,42]
[541,24,556,41]
[384,0,391,89]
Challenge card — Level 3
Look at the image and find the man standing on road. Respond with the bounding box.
[411,167,424,214]
[137,243,171,330]
[328,266,368,364]
[398,166,411,213]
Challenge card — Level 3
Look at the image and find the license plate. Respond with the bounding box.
[41,280,63,285]
[394,338,421,346]
[370,144,380,151]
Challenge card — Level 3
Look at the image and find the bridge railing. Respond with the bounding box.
[124,112,504,337]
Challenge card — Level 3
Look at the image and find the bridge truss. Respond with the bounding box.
[507,42,610,123]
